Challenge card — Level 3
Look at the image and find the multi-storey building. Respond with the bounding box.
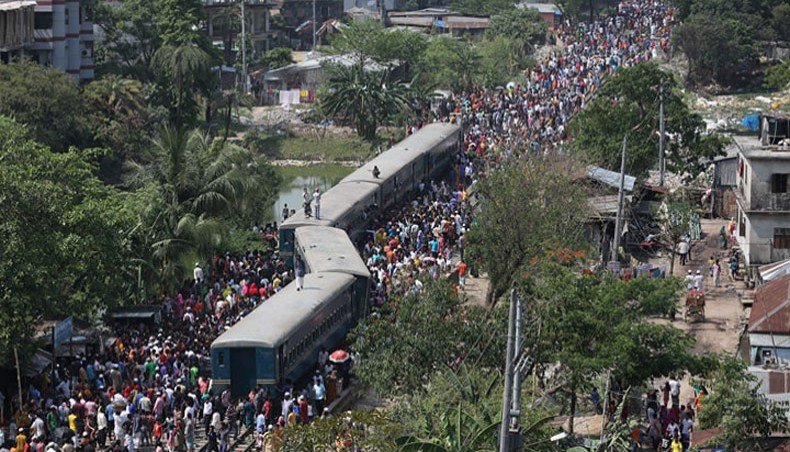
[18,0,94,80]
[735,113,790,266]
[0,0,36,62]
[280,0,342,49]
[204,0,277,60]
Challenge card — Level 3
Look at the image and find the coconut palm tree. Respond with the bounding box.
[320,62,410,140]
[151,44,214,131]
[129,126,280,290]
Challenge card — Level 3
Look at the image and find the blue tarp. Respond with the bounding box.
[742,114,760,131]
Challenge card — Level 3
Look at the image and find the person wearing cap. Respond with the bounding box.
[684,270,694,291]
[693,270,703,292]
[15,428,27,451]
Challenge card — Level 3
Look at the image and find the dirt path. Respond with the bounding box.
[649,218,750,404]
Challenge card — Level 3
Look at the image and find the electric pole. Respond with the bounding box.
[240,0,248,92]
[499,290,517,452]
[610,135,627,265]
[659,79,666,187]
[508,293,525,451]
[312,0,317,51]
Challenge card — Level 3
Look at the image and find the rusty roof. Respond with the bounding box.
[749,274,790,334]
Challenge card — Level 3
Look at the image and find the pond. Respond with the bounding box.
[272,164,355,223]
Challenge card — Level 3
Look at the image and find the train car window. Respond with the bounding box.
[218,352,225,366]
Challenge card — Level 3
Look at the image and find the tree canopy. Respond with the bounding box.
[487,7,547,53]
[570,63,726,179]
[465,159,589,303]
[0,63,89,152]
[0,117,136,365]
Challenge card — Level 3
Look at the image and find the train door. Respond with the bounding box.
[230,348,256,397]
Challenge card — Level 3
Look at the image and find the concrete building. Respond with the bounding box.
[27,0,93,80]
[280,0,343,49]
[386,8,489,38]
[204,0,277,60]
[740,273,790,416]
[343,0,403,12]
[517,2,562,29]
[735,124,790,266]
[0,0,36,62]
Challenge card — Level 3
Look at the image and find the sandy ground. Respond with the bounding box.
[649,217,750,405]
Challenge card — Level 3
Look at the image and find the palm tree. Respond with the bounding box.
[129,126,279,291]
[320,62,410,140]
[151,44,213,131]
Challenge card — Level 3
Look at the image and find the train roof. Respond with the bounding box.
[210,272,356,349]
[280,181,380,230]
[342,123,460,185]
[294,226,371,278]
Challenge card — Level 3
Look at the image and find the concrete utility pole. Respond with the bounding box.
[610,135,628,264]
[240,0,248,92]
[659,79,666,187]
[312,0,317,51]
[499,290,518,452]
[508,294,524,451]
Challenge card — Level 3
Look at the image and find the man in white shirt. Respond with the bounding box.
[313,188,322,220]
[194,263,204,284]
[668,376,681,407]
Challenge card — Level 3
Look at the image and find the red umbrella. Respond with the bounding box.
[329,349,350,363]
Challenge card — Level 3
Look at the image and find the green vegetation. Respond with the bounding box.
[570,63,727,179]
[0,117,136,364]
[255,47,295,70]
[243,131,375,162]
[487,7,548,53]
[671,0,787,88]
[764,60,790,90]
[698,357,789,449]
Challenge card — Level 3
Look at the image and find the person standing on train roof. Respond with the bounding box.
[372,165,380,179]
[302,188,312,218]
[313,188,322,220]
[295,256,305,291]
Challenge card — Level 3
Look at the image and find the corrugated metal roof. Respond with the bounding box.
[211,272,355,349]
[518,2,561,14]
[0,0,35,11]
[749,274,790,334]
[586,166,636,192]
[759,258,790,283]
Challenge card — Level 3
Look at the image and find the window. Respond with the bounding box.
[773,174,790,193]
[218,352,225,366]
[738,210,746,237]
[34,12,53,29]
[775,228,790,249]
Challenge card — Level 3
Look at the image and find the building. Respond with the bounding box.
[261,53,386,104]
[280,0,343,49]
[741,273,790,415]
[203,0,277,60]
[517,2,562,29]
[386,8,490,38]
[30,0,94,80]
[0,0,93,80]
[343,0,403,12]
[735,121,790,266]
[0,0,36,62]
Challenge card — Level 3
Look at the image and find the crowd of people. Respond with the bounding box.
[2,1,679,451]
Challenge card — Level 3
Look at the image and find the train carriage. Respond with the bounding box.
[210,272,356,396]
[294,226,371,319]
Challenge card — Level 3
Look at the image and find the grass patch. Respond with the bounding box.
[277,164,356,186]
[243,131,375,162]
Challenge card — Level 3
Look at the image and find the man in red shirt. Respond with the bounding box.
[457,261,468,289]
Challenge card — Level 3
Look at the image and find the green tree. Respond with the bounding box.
[475,36,530,87]
[529,265,694,434]
[84,75,157,168]
[93,0,160,77]
[487,7,547,53]
[773,4,790,41]
[764,60,790,91]
[655,194,697,275]
[0,62,88,152]
[570,63,726,179]
[349,280,507,396]
[255,47,295,70]
[151,44,214,130]
[673,14,759,87]
[319,63,410,140]
[419,36,479,92]
[697,357,789,449]
[0,117,136,365]
[129,127,280,289]
[465,159,588,304]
